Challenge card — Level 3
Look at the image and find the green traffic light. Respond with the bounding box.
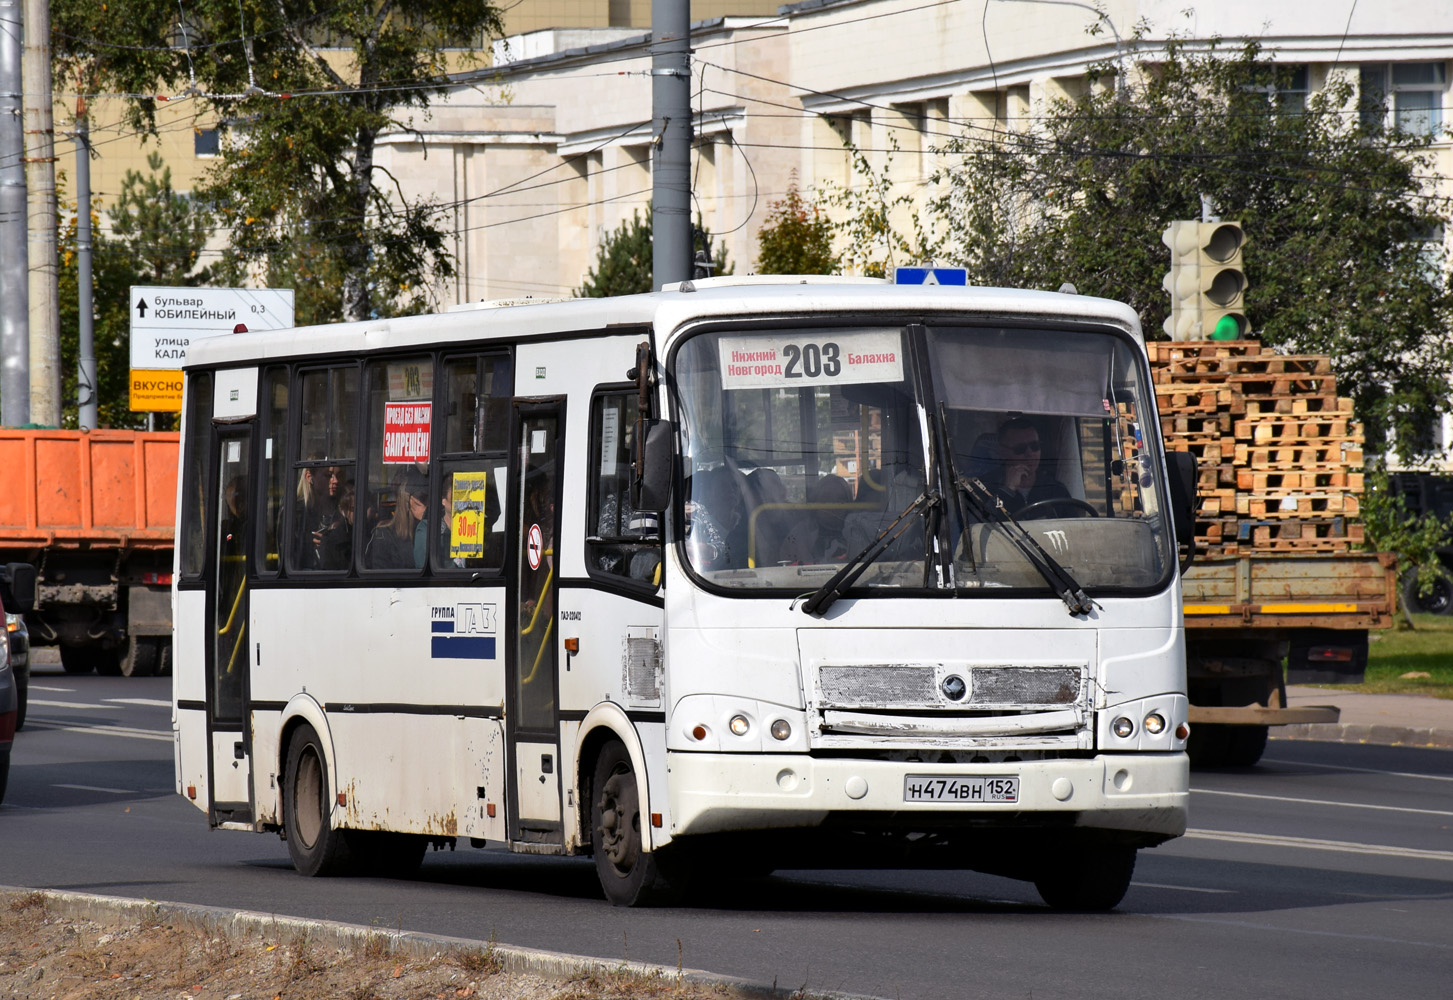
[1210,315,1242,340]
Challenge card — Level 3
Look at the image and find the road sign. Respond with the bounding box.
[893,266,968,286]
[129,286,295,411]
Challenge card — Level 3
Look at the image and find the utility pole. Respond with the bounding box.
[74,100,96,430]
[0,0,30,426]
[23,0,59,426]
[650,0,691,289]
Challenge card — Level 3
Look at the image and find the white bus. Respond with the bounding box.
[173,276,1195,909]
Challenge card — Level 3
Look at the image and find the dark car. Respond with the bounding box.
[0,625,13,803]
[0,564,35,735]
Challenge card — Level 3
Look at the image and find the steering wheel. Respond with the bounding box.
[1016,496,1099,520]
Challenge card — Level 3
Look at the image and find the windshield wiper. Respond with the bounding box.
[954,475,1095,616]
[801,491,940,617]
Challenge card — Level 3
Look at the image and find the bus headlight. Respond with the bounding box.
[729,714,750,737]
[1143,712,1166,735]
[770,719,792,741]
[1112,716,1135,739]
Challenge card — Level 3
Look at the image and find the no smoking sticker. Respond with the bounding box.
[526,523,544,570]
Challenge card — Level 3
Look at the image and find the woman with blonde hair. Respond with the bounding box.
[366,468,428,569]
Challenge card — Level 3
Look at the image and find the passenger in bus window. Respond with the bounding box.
[292,459,338,570]
[365,468,427,570]
[314,468,352,570]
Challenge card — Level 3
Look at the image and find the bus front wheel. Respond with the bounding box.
[283,724,355,877]
[1033,843,1137,911]
[590,740,680,906]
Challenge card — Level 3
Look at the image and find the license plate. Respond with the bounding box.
[904,775,1019,803]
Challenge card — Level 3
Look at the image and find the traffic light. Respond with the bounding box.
[1161,220,1249,340]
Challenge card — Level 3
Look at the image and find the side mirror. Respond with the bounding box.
[1165,450,1199,568]
[634,420,674,514]
[3,562,36,612]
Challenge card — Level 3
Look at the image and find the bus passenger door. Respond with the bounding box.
[509,402,565,843]
[207,427,254,825]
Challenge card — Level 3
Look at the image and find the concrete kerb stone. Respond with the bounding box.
[1271,724,1453,749]
[2,887,874,1000]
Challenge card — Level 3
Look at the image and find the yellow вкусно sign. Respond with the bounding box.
[129,368,185,412]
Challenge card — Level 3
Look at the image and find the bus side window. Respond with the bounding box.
[179,372,214,580]
[257,366,289,574]
[290,365,359,574]
[587,389,661,585]
[436,353,511,573]
[360,357,434,573]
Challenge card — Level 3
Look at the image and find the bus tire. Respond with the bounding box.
[590,740,679,906]
[283,724,355,877]
[1033,843,1137,911]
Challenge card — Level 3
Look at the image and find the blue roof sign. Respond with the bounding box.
[893,266,968,286]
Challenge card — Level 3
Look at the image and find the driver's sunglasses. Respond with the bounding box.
[1010,440,1041,456]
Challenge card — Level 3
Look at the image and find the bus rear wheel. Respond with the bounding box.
[590,740,680,906]
[1033,843,1137,911]
[283,724,355,877]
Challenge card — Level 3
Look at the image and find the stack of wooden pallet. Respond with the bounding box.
[1148,340,1365,555]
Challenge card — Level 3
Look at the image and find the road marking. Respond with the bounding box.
[1262,757,1453,784]
[1185,828,1453,862]
[53,784,135,795]
[27,699,108,710]
[1160,912,1451,950]
[1131,881,1234,894]
[31,685,76,693]
[1192,787,1453,818]
[105,698,172,708]
[23,720,172,743]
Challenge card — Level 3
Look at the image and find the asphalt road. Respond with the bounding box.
[4,665,1451,1000]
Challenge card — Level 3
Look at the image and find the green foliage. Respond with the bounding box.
[1362,468,1453,609]
[579,208,654,297]
[923,38,1453,459]
[53,0,504,323]
[576,207,732,297]
[56,158,211,428]
[754,175,838,275]
[820,135,939,277]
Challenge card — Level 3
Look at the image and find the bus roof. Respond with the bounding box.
[183,278,1144,369]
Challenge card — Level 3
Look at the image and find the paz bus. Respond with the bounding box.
[172,276,1196,909]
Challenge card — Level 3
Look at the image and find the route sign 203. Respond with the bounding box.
[718,330,904,390]
[903,775,1019,803]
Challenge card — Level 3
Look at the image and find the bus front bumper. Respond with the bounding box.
[664,751,1188,841]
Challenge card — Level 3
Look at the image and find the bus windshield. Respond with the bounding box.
[673,322,1173,595]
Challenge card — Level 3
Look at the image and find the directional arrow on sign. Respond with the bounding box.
[136,298,148,318]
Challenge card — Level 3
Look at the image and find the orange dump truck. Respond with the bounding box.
[0,430,178,675]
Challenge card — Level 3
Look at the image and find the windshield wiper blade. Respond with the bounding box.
[801,491,940,617]
[955,476,1095,616]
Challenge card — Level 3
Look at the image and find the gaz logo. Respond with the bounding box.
[431,603,498,660]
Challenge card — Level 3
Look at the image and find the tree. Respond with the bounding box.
[755,174,838,275]
[56,158,213,429]
[577,206,732,297]
[53,0,504,324]
[917,38,1453,459]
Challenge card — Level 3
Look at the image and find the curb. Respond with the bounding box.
[0,887,877,1000]
[1271,725,1453,749]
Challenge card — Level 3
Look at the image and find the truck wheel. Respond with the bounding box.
[59,645,94,675]
[121,637,159,677]
[1187,723,1230,768]
[1034,843,1137,911]
[590,739,683,906]
[283,724,356,877]
[1401,570,1453,615]
[1223,725,1269,767]
[94,648,122,677]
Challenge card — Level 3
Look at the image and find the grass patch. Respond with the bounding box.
[1310,613,1453,698]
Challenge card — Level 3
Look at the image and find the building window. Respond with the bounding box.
[194,128,220,157]
[1361,63,1447,136]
